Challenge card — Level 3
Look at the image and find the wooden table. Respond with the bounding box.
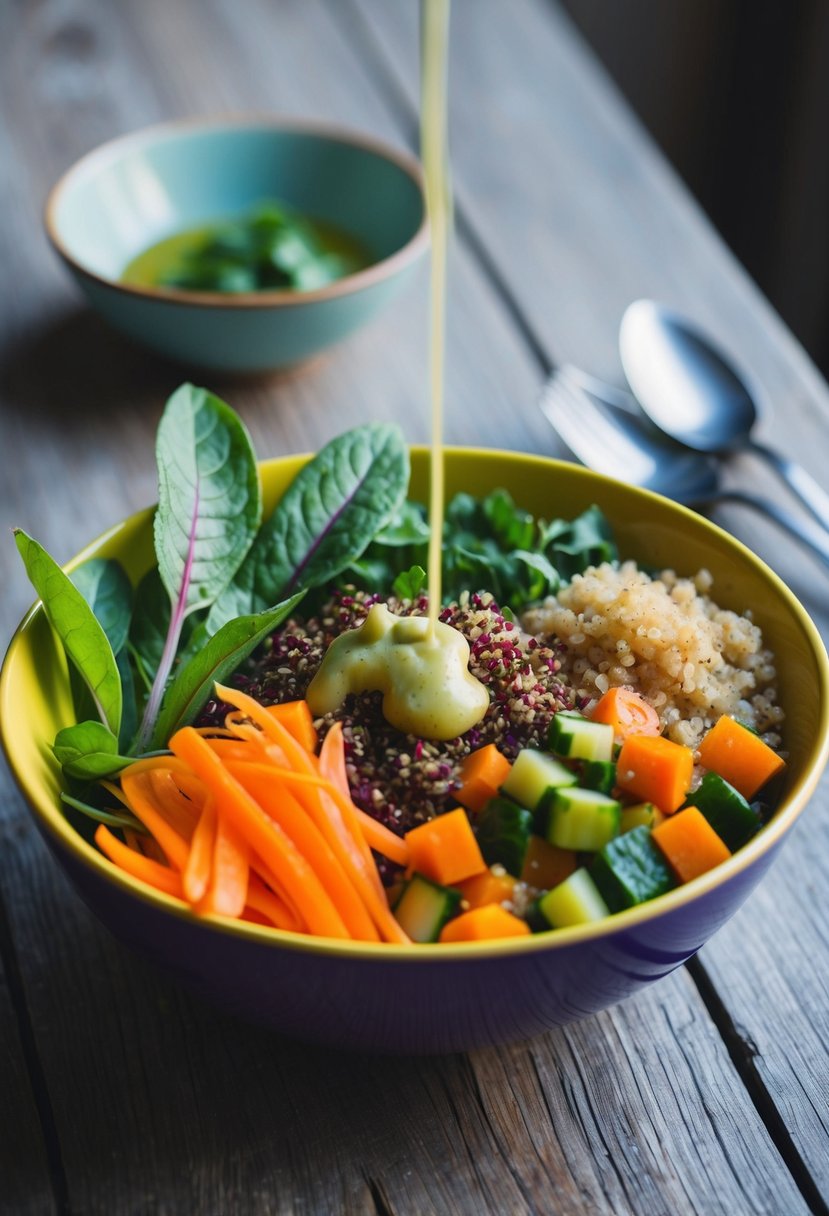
[2,2,828,1212]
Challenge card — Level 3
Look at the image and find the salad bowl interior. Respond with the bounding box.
[3,450,828,1053]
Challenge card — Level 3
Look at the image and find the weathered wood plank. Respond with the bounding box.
[0,929,56,1215]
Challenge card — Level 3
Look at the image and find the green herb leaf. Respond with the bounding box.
[151,592,305,748]
[208,423,408,630]
[60,792,146,833]
[154,383,262,616]
[53,721,133,779]
[138,384,263,748]
[14,530,122,736]
[70,559,133,655]
[392,565,427,600]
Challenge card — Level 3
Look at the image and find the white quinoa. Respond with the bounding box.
[521,560,784,750]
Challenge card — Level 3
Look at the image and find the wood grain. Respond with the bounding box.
[0,0,827,1213]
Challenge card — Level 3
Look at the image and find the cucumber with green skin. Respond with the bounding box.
[393,873,461,943]
[543,786,622,851]
[548,711,614,762]
[589,825,675,912]
[533,868,610,929]
[500,748,576,811]
[687,771,761,851]
[476,797,535,877]
[581,759,616,795]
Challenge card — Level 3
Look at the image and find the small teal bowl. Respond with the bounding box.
[44,118,428,373]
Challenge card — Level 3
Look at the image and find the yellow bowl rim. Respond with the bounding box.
[43,114,430,311]
[3,448,828,963]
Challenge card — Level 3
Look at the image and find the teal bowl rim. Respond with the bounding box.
[3,449,828,963]
[43,114,430,311]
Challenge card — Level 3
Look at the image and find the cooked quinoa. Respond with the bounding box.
[200,589,576,841]
[521,560,783,750]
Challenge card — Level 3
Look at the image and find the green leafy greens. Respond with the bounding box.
[14,386,409,789]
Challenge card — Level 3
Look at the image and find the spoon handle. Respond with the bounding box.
[747,439,829,531]
[694,489,829,572]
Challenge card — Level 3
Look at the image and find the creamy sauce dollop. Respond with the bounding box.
[306,603,489,741]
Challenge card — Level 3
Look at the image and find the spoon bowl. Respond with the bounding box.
[619,299,829,528]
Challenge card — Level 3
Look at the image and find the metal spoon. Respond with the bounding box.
[539,368,829,571]
[619,299,829,529]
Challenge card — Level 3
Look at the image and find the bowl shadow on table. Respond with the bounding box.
[0,308,326,425]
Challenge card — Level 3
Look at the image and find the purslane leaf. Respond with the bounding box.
[207,423,408,630]
[14,530,122,737]
[150,592,305,748]
[53,721,133,779]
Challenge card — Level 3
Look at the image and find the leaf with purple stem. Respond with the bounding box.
[137,384,261,748]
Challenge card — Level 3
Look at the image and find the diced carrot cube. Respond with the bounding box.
[439,903,531,943]
[459,869,516,909]
[404,808,487,886]
[616,733,694,813]
[652,806,731,883]
[520,835,577,890]
[456,744,512,814]
[697,715,785,799]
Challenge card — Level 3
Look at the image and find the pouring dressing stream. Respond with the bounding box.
[307,0,488,740]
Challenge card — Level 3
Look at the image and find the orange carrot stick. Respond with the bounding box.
[266,701,318,753]
[146,770,200,839]
[197,810,249,919]
[227,764,380,941]
[121,773,191,870]
[245,871,303,932]
[318,723,409,866]
[94,824,184,899]
[169,727,351,939]
[184,796,217,904]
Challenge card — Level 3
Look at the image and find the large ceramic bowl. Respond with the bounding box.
[3,451,828,1053]
[45,118,428,372]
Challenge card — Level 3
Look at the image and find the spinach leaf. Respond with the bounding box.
[208,423,408,630]
[70,559,133,656]
[69,559,134,745]
[392,565,427,600]
[541,505,617,580]
[151,592,305,748]
[14,530,122,737]
[53,721,133,780]
[138,384,262,748]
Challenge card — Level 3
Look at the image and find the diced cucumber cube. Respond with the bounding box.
[546,786,622,851]
[476,797,535,877]
[689,772,762,851]
[535,868,610,928]
[589,825,675,912]
[582,759,616,794]
[500,748,576,811]
[620,802,659,833]
[393,873,461,943]
[548,711,614,762]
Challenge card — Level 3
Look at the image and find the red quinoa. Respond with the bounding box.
[199,589,575,842]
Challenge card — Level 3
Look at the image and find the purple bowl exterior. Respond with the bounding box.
[46,817,781,1054]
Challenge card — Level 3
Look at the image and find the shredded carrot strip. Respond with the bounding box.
[121,773,191,870]
[94,825,184,898]
[169,727,351,939]
[197,810,249,919]
[120,754,193,779]
[227,762,381,941]
[184,796,217,904]
[146,770,200,839]
[246,872,303,932]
